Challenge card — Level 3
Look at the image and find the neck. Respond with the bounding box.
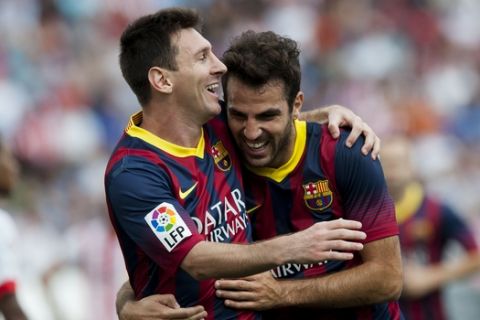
[272,120,297,168]
[141,102,203,148]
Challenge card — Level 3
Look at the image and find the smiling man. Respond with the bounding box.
[213,30,403,320]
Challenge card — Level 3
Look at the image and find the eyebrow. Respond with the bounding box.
[229,107,282,117]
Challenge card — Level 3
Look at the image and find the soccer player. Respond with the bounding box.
[381,136,480,320]
[116,29,403,320]
[210,30,403,320]
[0,137,28,320]
[105,8,372,320]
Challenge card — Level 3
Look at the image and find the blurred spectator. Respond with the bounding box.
[0,136,27,320]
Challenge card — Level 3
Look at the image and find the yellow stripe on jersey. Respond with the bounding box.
[125,111,205,158]
[246,120,306,183]
[395,182,424,224]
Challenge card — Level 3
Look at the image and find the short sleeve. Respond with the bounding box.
[439,204,478,252]
[334,132,399,242]
[107,159,204,272]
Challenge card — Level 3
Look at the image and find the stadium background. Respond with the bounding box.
[0,0,479,319]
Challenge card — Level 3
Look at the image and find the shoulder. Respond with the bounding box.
[105,143,171,202]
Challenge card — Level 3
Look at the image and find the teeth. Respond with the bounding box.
[246,141,267,149]
[206,84,219,92]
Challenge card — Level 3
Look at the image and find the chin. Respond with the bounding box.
[245,158,270,168]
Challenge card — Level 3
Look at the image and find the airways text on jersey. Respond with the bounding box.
[190,188,249,242]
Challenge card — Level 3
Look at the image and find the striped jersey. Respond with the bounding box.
[245,120,401,320]
[396,182,478,320]
[105,109,259,320]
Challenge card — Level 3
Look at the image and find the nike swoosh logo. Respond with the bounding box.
[179,182,198,200]
[246,204,262,214]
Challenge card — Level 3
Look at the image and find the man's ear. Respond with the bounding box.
[148,67,173,94]
[292,91,304,119]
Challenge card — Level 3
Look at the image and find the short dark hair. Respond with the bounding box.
[222,30,301,110]
[119,7,201,106]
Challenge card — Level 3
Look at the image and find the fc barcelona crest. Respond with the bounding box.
[211,141,232,171]
[302,180,333,211]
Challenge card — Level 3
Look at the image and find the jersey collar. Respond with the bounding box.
[125,111,205,158]
[246,120,306,183]
[395,182,424,224]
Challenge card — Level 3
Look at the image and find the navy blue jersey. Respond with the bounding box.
[397,182,478,320]
[105,110,258,320]
[245,120,401,320]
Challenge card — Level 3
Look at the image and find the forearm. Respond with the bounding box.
[181,238,287,280]
[116,280,135,316]
[278,236,403,308]
[298,107,328,123]
[182,220,365,280]
[282,260,402,308]
[403,252,480,298]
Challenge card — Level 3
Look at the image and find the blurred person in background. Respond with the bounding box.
[381,135,480,320]
[106,7,378,320]
[0,137,28,320]
[117,29,402,320]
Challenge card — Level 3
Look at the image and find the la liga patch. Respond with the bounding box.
[144,202,192,252]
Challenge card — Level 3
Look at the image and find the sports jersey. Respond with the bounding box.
[396,182,478,320]
[105,109,259,320]
[245,120,401,320]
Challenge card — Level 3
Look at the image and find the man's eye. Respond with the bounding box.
[259,114,277,120]
[200,53,207,61]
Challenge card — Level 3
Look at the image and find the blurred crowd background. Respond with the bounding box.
[0,0,479,319]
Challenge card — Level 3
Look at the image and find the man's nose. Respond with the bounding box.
[211,53,227,75]
[243,120,261,140]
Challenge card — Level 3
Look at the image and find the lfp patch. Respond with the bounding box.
[144,202,192,252]
[303,180,333,211]
[211,141,231,171]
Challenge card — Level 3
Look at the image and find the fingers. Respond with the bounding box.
[325,238,364,252]
[371,136,381,160]
[325,228,367,242]
[314,220,367,242]
[321,250,355,261]
[342,117,381,160]
[360,126,375,156]
[345,116,363,148]
[156,294,180,308]
[165,306,207,319]
[327,118,341,139]
[215,279,253,291]
[216,289,256,301]
[224,299,258,310]
[322,218,363,231]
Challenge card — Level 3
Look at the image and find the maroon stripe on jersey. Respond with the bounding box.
[199,280,215,319]
[431,293,445,320]
[204,123,251,244]
[357,306,372,320]
[208,116,245,191]
[253,180,277,239]
[409,300,425,320]
[387,301,402,320]
[425,199,442,262]
[106,147,164,175]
